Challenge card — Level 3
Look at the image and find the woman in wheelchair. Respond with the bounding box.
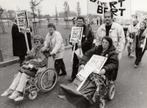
[78,36,119,107]
[1,35,48,101]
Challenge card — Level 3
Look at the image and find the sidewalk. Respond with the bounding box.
[0,45,72,68]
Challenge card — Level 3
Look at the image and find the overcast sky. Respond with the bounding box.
[0,0,147,16]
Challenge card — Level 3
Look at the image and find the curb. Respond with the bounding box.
[0,45,72,68]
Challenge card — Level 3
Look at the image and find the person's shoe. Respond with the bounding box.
[8,91,20,99]
[134,64,138,68]
[129,54,134,58]
[14,95,24,102]
[59,73,67,76]
[1,89,14,97]
[57,95,66,100]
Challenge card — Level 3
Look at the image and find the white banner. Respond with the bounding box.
[88,0,131,19]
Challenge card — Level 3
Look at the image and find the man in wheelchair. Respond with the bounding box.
[1,35,48,101]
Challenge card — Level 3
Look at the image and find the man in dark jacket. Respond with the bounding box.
[11,20,32,66]
[70,16,94,81]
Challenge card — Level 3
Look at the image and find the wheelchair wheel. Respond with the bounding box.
[37,68,58,92]
[107,83,116,100]
[99,99,105,108]
[28,90,38,100]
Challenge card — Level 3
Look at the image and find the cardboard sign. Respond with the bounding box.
[70,27,83,43]
[16,10,29,32]
[88,0,131,18]
[75,55,107,91]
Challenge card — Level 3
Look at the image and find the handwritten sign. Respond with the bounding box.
[88,0,131,17]
[16,10,29,32]
[76,55,107,91]
[70,27,83,43]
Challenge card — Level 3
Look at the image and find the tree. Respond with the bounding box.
[77,1,81,16]
[30,0,43,34]
[0,6,6,34]
[63,1,70,28]
[55,6,58,24]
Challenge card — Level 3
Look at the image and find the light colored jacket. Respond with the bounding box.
[44,31,65,59]
[96,22,125,53]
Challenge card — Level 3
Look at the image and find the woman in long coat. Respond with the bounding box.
[11,21,32,66]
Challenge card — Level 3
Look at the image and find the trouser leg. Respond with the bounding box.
[15,73,29,92]
[9,72,22,90]
[59,59,67,74]
[135,47,142,65]
[71,54,79,80]
[54,59,61,75]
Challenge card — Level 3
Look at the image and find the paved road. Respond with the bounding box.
[0,48,147,108]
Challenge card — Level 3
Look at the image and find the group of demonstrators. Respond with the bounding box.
[126,18,147,68]
[1,10,147,107]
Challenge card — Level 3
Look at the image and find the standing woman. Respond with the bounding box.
[41,23,67,76]
[134,21,147,68]
[11,20,32,66]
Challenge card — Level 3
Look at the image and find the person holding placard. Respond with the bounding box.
[70,16,94,81]
[134,21,147,68]
[60,36,119,108]
[11,19,32,66]
[80,36,119,81]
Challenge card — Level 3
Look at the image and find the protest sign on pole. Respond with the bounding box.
[16,10,29,31]
[74,55,107,91]
[70,26,83,43]
[70,26,83,61]
[16,10,30,52]
[87,0,132,23]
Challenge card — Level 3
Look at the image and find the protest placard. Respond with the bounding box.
[87,0,131,18]
[70,26,83,43]
[70,26,83,62]
[75,55,107,91]
[16,10,29,32]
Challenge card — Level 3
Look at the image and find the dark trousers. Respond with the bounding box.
[19,56,25,66]
[54,59,67,75]
[135,47,146,65]
[71,53,79,80]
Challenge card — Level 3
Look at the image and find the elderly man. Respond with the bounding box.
[96,11,125,60]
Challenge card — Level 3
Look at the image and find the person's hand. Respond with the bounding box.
[41,47,47,52]
[78,65,84,71]
[77,42,81,48]
[50,52,55,56]
[22,64,30,69]
[99,69,106,75]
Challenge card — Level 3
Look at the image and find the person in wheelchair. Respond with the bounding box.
[78,36,119,107]
[1,35,48,101]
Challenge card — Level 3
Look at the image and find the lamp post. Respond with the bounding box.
[0,7,4,62]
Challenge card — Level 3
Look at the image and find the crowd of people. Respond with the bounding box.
[1,11,147,107]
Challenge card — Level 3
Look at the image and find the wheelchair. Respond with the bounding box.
[88,73,116,108]
[20,64,58,100]
[60,72,116,108]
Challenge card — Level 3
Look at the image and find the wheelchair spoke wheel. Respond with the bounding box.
[28,90,38,100]
[99,99,105,108]
[38,68,58,92]
[108,84,116,100]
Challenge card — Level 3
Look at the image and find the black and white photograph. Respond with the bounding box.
[0,0,147,108]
